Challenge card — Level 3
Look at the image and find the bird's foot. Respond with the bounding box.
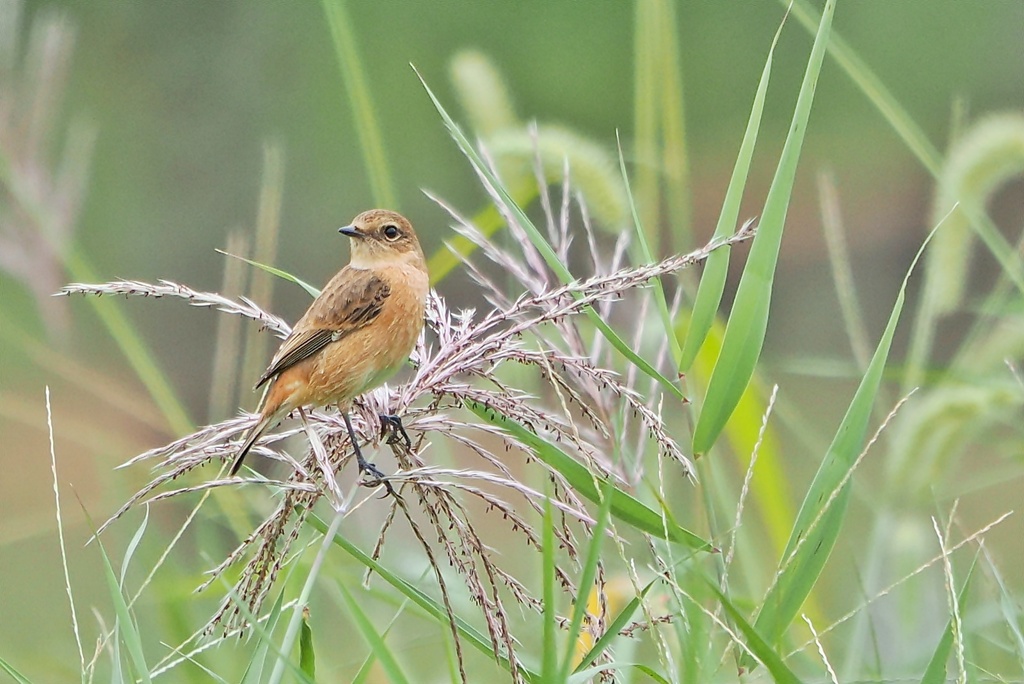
[379,413,413,449]
[343,411,396,497]
[356,451,396,497]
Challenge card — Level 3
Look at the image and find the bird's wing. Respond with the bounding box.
[254,267,391,389]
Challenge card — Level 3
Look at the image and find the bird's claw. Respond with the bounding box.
[356,454,396,498]
[379,413,413,449]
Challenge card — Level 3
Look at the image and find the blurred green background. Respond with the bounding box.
[1,0,1021,678]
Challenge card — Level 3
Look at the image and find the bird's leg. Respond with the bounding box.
[378,413,413,449]
[343,411,395,496]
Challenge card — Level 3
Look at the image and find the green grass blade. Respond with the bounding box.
[0,142,192,436]
[415,67,685,402]
[655,0,692,255]
[466,400,713,551]
[981,546,1024,672]
[337,581,411,684]
[679,315,796,560]
[0,655,32,684]
[64,248,193,435]
[216,249,321,299]
[921,555,977,684]
[320,0,397,209]
[678,567,712,684]
[239,591,287,684]
[679,16,782,371]
[222,582,315,684]
[119,505,149,587]
[541,487,558,681]
[691,0,835,455]
[628,665,671,684]
[224,581,315,684]
[346,580,428,684]
[785,0,1024,302]
[703,578,804,684]
[559,479,615,681]
[749,222,941,662]
[299,609,316,681]
[305,512,540,681]
[632,0,692,255]
[267,512,345,684]
[617,133,682,367]
[572,580,656,675]
[93,534,151,683]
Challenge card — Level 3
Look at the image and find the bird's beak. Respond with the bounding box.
[338,224,361,238]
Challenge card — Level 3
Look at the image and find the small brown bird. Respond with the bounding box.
[230,209,429,478]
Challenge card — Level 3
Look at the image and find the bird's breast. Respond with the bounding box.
[305,263,427,405]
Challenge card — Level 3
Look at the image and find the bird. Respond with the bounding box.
[229,209,429,480]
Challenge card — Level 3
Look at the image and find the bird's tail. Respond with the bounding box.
[230,411,275,475]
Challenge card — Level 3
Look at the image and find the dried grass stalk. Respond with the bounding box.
[75,178,752,675]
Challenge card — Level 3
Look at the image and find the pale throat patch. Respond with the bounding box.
[348,246,419,270]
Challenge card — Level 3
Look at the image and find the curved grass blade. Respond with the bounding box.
[337,581,411,684]
[703,578,803,684]
[119,505,149,588]
[691,0,835,455]
[93,527,152,683]
[348,590,418,684]
[679,315,796,559]
[466,400,713,551]
[748,222,942,666]
[415,67,686,402]
[627,665,671,684]
[679,14,784,371]
[216,249,321,299]
[81,501,152,682]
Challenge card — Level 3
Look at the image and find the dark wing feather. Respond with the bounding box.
[254,267,390,389]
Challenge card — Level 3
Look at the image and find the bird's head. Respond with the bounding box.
[339,209,424,269]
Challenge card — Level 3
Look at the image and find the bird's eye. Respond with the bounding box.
[382,224,401,240]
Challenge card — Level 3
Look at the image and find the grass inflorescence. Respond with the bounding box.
[4,1,1021,682]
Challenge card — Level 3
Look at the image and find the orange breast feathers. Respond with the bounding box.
[261,261,428,418]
